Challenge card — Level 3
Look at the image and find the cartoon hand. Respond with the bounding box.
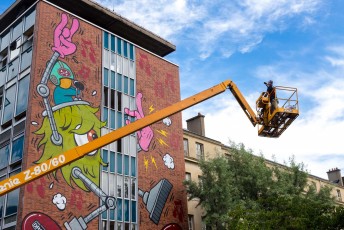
[124,93,153,152]
[52,14,79,58]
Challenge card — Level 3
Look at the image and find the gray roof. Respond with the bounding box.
[0,0,176,57]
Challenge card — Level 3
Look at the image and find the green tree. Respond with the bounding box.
[184,142,342,229]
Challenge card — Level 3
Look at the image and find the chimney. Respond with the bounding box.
[186,113,205,136]
[327,168,343,186]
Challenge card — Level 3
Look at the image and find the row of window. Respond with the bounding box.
[0,133,24,229]
[101,31,137,229]
[0,74,30,128]
[102,150,136,177]
[103,32,134,61]
[0,9,34,87]
[104,68,135,96]
[183,138,204,160]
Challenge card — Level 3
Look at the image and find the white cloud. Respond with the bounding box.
[94,0,324,58]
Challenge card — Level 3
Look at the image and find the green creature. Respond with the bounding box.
[35,104,106,191]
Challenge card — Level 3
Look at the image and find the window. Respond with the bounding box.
[188,215,194,230]
[196,142,204,160]
[185,172,191,181]
[104,31,109,49]
[183,138,189,156]
[15,74,30,116]
[0,87,3,121]
[7,58,19,81]
[20,47,32,71]
[2,84,16,124]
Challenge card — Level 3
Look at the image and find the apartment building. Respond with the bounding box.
[0,0,187,229]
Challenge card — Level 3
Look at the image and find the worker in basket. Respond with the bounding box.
[264,80,277,114]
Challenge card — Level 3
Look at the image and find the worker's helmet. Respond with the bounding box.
[50,61,74,86]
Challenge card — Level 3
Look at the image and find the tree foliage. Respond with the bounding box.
[184,142,344,229]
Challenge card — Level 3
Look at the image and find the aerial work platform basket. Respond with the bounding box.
[256,86,299,138]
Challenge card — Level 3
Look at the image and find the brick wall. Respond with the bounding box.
[135,48,188,230]
[19,2,102,229]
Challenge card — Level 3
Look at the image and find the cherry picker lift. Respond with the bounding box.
[0,80,299,196]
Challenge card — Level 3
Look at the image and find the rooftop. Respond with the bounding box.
[0,0,176,57]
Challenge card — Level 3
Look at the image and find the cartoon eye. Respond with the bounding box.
[74,128,98,156]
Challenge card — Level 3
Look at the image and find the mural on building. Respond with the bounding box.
[23,12,110,230]
[134,48,188,229]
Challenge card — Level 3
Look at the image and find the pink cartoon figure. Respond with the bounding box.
[124,93,153,152]
[52,13,79,58]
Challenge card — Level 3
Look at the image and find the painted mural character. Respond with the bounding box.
[49,60,84,104]
[34,13,107,191]
[35,105,106,191]
[124,92,154,151]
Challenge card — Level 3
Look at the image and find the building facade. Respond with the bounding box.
[184,113,344,230]
[0,0,187,229]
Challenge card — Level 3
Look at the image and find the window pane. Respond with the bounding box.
[15,75,30,116]
[3,84,16,123]
[129,44,134,60]
[124,199,129,222]
[0,144,9,169]
[117,38,122,55]
[110,89,115,110]
[0,67,7,87]
[111,35,115,52]
[123,41,128,58]
[0,31,10,52]
[110,109,115,129]
[184,139,189,156]
[117,74,122,91]
[110,208,115,221]
[117,111,122,128]
[117,176,122,198]
[131,157,136,177]
[130,79,135,96]
[20,47,32,71]
[117,92,122,112]
[11,136,24,163]
[117,153,122,174]
[103,87,108,107]
[131,201,136,222]
[131,178,136,199]
[7,58,19,81]
[102,107,108,123]
[12,21,23,42]
[103,68,108,86]
[124,177,129,199]
[117,198,122,221]
[9,38,21,61]
[102,149,108,171]
[104,32,109,49]
[24,9,36,31]
[124,76,128,94]
[111,71,115,89]
[110,151,115,173]
[5,188,19,216]
[116,55,122,73]
[124,155,129,176]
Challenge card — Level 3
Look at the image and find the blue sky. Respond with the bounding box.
[2,0,344,179]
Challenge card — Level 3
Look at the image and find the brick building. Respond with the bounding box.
[0,0,187,229]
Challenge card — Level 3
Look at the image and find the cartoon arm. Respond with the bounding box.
[124,93,153,152]
[52,14,79,58]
